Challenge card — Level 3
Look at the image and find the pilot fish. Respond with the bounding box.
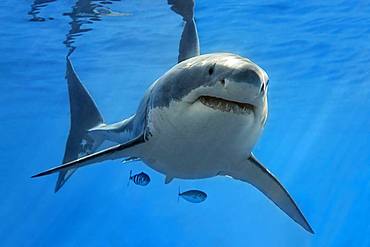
[128,170,150,186]
[178,187,207,203]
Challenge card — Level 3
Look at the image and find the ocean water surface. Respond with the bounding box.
[0,0,369,246]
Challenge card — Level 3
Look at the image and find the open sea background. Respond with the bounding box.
[0,0,369,246]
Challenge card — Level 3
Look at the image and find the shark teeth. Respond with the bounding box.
[198,96,254,114]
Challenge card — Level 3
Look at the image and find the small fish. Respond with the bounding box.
[178,187,207,203]
[128,170,150,186]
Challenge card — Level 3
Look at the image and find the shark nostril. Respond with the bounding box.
[260,83,265,94]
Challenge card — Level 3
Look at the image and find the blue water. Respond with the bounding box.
[1,0,369,246]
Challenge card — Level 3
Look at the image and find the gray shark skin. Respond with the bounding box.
[32,0,314,234]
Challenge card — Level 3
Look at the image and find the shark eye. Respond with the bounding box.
[208,64,215,75]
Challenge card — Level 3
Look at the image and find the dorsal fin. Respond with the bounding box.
[168,0,200,63]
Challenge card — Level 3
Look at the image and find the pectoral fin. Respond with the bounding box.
[32,134,145,178]
[221,154,314,233]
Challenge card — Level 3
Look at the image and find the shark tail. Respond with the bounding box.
[54,57,104,192]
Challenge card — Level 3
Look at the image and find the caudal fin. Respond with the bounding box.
[55,57,104,192]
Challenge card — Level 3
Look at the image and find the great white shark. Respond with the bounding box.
[32,0,314,233]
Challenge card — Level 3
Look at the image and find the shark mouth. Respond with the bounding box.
[198,96,254,114]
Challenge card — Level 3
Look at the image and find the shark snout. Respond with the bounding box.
[224,67,266,102]
[230,67,261,87]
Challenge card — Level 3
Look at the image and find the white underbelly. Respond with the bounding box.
[140,101,262,179]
